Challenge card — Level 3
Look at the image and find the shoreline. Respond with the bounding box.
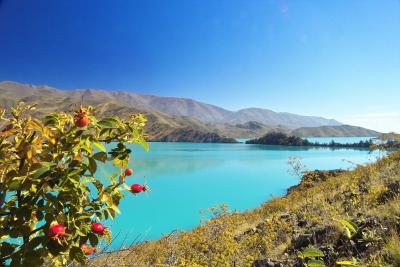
[91,151,400,266]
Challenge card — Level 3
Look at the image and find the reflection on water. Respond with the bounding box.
[100,140,379,249]
[305,136,375,144]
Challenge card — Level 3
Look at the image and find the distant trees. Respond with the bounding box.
[375,132,400,150]
[246,132,310,146]
[246,132,372,148]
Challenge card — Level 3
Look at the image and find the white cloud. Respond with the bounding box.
[339,112,400,133]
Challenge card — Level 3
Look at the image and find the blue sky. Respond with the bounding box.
[0,0,399,132]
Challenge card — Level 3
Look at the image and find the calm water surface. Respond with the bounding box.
[101,138,378,249]
[305,136,375,144]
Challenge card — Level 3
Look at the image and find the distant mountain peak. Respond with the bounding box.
[1,80,345,130]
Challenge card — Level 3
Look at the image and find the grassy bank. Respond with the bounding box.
[92,151,400,266]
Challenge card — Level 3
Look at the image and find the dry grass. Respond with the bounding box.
[386,234,400,266]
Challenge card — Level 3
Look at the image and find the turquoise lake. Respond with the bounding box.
[100,137,379,250]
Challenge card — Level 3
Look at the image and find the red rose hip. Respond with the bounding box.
[75,116,89,128]
[48,224,65,238]
[81,244,95,255]
[125,168,134,176]
[91,222,105,235]
[74,107,90,128]
[130,184,143,194]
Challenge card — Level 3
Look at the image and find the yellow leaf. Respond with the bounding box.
[27,149,32,159]
[111,204,121,214]
[93,141,106,152]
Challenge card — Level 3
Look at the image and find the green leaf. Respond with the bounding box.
[41,162,56,168]
[113,157,128,169]
[93,152,107,162]
[111,204,121,214]
[93,141,106,152]
[344,227,351,238]
[340,219,358,238]
[45,212,54,223]
[81,144,93,154]
[69,246,85,264]
[89,233,99,247]
[56,213,67,225]
[103,208,109,220]
[23,251,45,267]
[32,166,51,179]
[108,208,116,219]
[44,114,58,125]
[27,236,45,250]
[8,179,22,190]
[97,118,116,128]
[76,229,86,237]
[302,246,324,258]
[74,130,84,137]
[88,157,97,175]
[139,138,149,151]
[78,214,92,220]
[341,220,358,233]
[100,193,113,206]
[307,259,326,267]
[104,230,112,244]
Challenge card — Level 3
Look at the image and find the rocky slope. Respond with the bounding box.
[228,108,341,128]
[291,125,381,137]
[149,128,238,143]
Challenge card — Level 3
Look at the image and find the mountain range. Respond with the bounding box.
[0,81,381,142]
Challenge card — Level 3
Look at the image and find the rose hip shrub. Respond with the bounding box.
[0,103,148,266]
